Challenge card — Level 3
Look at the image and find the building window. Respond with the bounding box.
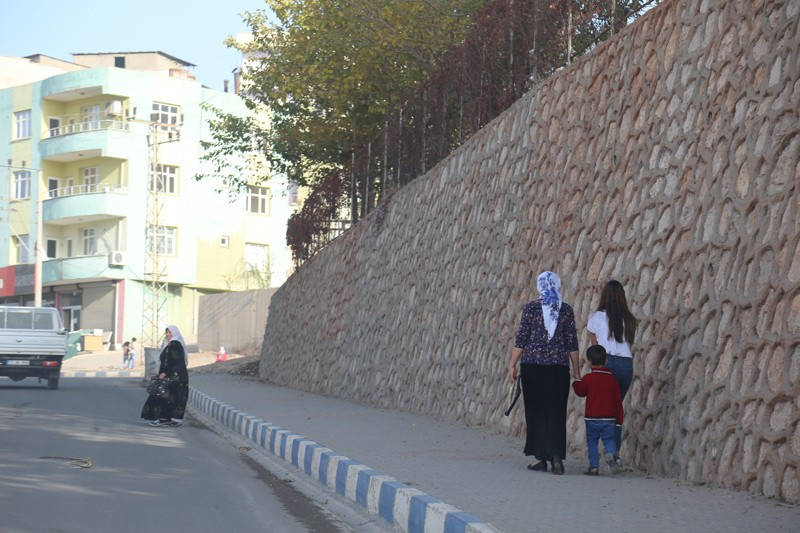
[12,170,31,199]
[147,225,176,256]
[288,181,299,207]
[151,102,180,132]
[82,167,98,193]
[220,235,230,248]
[82,228,97,255]
[81,105,101,130]
[244,243,269,272]
[114,56,126,68]
[14,235,30,263]
[66,239,73,257]
[46,239,58,259]
[247,185,271,215]
[149,164,178,193]
[14,110,32,139]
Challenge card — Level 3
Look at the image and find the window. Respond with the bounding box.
[114,56,126,68]
[14,235,30,263]
[219,235,230,248]
[48,177,60,198]
[12,170,31,199]
[82,228,97,255]
[149,164,178,193]
[244,243,269,272]
[82,167,98,193]
[247,185,271,215]
[147,225,176,255]
[14,110,31,139]
[46,239,58,259]
[81,105,101,130]
[66,239,73,257]
[288,181,299,206]
[151,102,180,132]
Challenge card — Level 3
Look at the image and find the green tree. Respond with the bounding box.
[197,0,485,192]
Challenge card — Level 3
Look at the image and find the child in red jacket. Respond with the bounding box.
[572,345,623,476]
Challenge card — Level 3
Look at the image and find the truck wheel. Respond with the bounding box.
[48,378,59,390]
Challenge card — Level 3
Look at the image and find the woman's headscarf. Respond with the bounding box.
[537,271,562,340]
[163,325,188,364]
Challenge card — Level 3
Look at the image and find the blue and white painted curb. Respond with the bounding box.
[61,370,144,378]
[188,388,502,533]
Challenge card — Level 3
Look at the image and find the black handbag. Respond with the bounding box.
[147,377,171,399]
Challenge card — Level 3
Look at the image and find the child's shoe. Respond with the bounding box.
[606,453,620,475]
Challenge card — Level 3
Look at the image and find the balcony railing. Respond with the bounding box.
[47,118,130,138]
[47,184,128,199]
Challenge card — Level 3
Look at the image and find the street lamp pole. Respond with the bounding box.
[34,168,43,307]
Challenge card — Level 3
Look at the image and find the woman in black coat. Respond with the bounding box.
[141,325,189,427]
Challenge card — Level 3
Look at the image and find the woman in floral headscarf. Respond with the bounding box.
[141,325,189,427]
[507,272,580,474]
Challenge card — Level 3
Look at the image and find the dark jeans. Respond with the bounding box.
[606,355,633,453]
[585,419,617,468]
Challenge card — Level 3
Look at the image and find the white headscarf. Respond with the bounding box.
[163,325,188,364]
[537,271,563,340]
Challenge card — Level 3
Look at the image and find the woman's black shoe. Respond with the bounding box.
[527,461,548,472]
[551,455,564,475]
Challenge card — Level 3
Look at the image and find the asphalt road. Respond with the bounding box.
[0,377,353,533]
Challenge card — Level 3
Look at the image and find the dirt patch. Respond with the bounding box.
[189,351,260,377]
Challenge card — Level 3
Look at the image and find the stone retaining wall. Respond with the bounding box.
[261,0,800,502]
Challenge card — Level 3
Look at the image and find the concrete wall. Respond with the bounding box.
[198,288,276,355]
[260,0,800,502]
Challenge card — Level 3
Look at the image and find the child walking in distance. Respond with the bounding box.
[572,345,623,476]
[121,342,131,370]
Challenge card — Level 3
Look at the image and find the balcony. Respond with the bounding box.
[42,254,123,285]
[40,114,132,163]
[43,185,129,226]
[46,118,130,139]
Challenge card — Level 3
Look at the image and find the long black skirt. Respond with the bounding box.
[141,381,189,421]
[521,363,570,461]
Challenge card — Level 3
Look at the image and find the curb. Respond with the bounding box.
[61,371,144,378]
[187,387,503,533]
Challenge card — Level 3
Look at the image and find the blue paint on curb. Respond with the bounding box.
[319,451,333,485]
[355,469,380,507]
[443,512,482,533]
[378,481,405,525]
[409,494,440,533]
[335,459,358,495]
[304,444,323,475]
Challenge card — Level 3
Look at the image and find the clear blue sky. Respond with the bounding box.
[0,0,270,91]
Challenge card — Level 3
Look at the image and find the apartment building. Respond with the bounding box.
[0,52,293,346]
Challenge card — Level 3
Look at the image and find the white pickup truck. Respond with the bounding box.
[0,306,67,390]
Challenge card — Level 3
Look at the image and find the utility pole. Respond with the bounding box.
[141,120,179,348]
[34,168,43,307]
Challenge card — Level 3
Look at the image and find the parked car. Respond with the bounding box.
[0,306,67,390]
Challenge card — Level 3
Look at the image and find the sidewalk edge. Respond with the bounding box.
[187,387,503,533]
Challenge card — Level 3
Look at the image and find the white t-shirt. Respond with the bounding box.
[587,310,632,358]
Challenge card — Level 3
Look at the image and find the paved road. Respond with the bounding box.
[0,377,361,533]
[54,351,800,532]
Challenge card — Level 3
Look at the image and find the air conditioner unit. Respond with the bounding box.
[105,100,123,116]
[108,250,127,266]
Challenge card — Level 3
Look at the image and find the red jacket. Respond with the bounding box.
[572,368,623,425]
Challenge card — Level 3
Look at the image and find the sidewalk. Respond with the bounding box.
[62,353,799,532]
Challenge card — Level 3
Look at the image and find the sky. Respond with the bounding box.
[0,0,271,91]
